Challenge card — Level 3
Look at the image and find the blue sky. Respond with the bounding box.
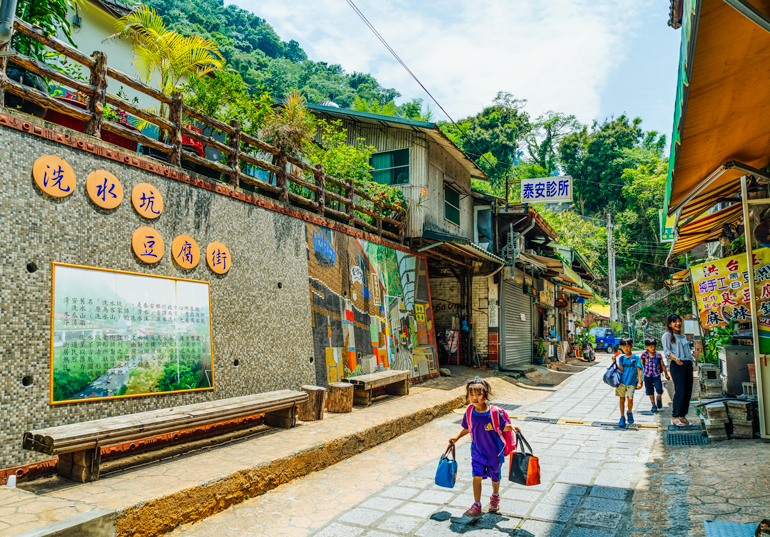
[232,0,681,141]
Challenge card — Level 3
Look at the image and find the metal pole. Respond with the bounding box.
[741,175,766,437]
[608,214,616,322]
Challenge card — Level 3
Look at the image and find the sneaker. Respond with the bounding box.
[651,404,657,413]
[656,395,663,408]
[618,416,626,427]
[627,412,635,424]
[489,494,500,513]
[465,502,482,519]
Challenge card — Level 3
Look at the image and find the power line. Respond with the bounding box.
[344,0,497,174]
[615,254,685,271]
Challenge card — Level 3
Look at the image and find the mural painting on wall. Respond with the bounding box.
[51,264,214,404]
[305,223,437,385]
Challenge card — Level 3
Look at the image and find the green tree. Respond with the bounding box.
[261,90,316,157]
[109,4,224,98]
[524,111,580,174]
[559,115,646,215]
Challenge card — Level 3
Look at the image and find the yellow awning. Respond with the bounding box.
[666,203,743,262]
[665,268,691,291]
[561,284,593,298]
[664,0,770,219]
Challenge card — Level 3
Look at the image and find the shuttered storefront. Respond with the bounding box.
[500,280,532,369]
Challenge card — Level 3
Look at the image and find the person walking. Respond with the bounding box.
[640,337,670,413]
[448,378,519,519]
[612,338,642,427]
[662,314,695,427]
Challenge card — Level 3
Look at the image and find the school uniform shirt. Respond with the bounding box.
[617,353,642,386]
[461,406,510,467]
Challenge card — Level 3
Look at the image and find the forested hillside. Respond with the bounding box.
[144,0,400,107]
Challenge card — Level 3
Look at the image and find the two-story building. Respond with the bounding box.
[306,104,508,367]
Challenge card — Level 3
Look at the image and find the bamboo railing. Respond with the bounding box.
[0,18,406,242]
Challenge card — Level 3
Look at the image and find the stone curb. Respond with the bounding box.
[116,393,466,537]
[16,508,116,537]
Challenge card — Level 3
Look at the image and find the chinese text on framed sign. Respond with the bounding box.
[50,264,214,404]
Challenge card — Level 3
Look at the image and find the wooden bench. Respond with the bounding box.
[22,389,308,482]
[341,370,410,407]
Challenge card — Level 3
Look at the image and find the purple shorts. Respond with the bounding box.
[471,459,502,481]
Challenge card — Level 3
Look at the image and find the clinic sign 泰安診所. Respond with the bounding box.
[521,176,572,204]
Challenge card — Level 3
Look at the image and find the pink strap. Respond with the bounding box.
[465,405,474,440]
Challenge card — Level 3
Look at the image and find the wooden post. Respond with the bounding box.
[167,91,183,168]
[227,119,241,186]
[264,406,297,428]
[84,51,107,137]
[56,447,101,483]
[314,165,326,216]
[347,176,355,224]
[377,214,383,239]
[298,385,326,421]
[276,151,288,201]
[327,382,354,413]
[0,42,8,108]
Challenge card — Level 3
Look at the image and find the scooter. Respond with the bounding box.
[582,341,596,362]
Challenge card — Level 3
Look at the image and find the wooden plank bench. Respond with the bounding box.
[22,389,308,482]
[341,370,410,407]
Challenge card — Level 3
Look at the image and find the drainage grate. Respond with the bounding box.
[666,432,709,446]
[592,421,621,427]
[668,424,703,431]
[525,416,559,423]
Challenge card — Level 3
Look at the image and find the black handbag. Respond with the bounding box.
[508,431,541,486]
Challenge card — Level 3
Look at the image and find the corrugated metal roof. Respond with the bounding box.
[305,103,489,181]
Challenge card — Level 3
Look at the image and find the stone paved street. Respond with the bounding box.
[171,358,770,537]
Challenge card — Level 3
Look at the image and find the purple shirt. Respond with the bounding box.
[462,406,510,466]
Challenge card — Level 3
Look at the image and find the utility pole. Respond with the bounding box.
[608,213,616,322]
[617,279,637,337]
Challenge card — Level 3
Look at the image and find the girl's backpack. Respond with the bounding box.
[465,404,517,456]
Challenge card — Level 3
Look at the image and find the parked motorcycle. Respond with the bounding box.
[582,341,596,362]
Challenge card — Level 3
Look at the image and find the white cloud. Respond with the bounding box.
[229,0,647,123]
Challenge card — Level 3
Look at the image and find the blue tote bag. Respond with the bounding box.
[603,362,622,388]
[435,444,458,488]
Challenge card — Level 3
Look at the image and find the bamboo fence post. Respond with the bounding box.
[84,51,107,137]
[167,91,183,167]
[314,164,326,216]
[227,119,241,186]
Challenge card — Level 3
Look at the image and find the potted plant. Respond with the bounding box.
[534,338,546,365]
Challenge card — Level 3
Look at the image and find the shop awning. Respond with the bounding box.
[665,268,691,291]
[519,252,563,272]
[665,203,743,263]
[418,231,507,266]
[663,0,770,220]
[560,284,593,298]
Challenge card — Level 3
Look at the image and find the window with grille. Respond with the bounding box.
[445,184,461,226]
[370,149,409,185]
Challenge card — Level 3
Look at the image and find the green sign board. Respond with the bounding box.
[659,209,676,243]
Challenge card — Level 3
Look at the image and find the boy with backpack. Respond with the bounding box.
[612,338,643,427]
[640,337,670,413]
[448,377,519,518]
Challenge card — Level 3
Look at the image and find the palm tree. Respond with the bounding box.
[106,4,224,123]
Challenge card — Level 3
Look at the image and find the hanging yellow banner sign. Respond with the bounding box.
[690,248,770,351]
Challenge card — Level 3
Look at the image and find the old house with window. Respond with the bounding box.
[306,104,507,366]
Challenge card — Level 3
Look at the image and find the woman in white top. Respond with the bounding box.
[661,314,695,427]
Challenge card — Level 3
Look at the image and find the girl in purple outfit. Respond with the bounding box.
[449,378,520,519]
